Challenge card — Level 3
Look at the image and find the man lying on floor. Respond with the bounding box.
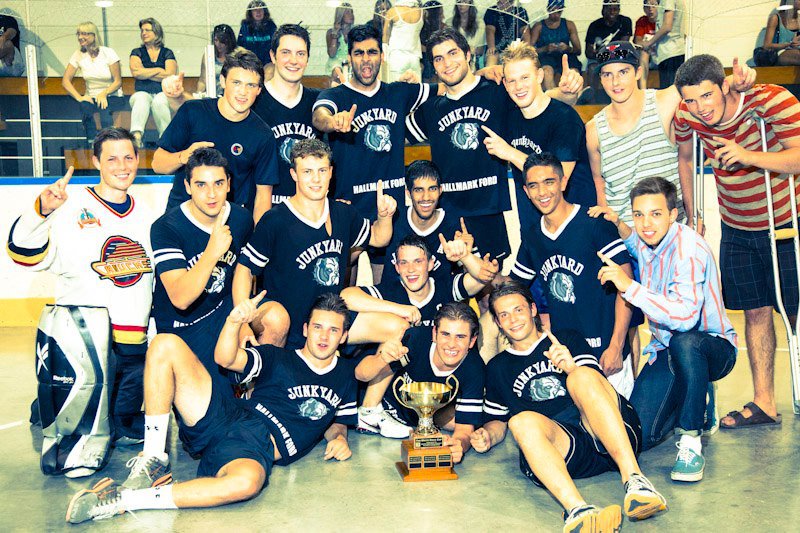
[66,292,357,523]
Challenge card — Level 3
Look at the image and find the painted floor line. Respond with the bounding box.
[0,420,24,431]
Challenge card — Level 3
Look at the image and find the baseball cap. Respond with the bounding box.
[597,41,640,68]
[547,0,565,11]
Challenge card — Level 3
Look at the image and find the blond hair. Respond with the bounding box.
[501,40,540,68]
[77,21,102,49]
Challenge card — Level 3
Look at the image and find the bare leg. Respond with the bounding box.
[171,458,267,508]
[346,311,408,344]
[777,50,800,66]
[567,367,640,483]
[508,411,584,510]
[251,301,290,348]
[542,65,556,90]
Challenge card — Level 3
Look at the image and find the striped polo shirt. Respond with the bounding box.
[674,84,800,231]
[622,223,738,363]
[595,89,684,225]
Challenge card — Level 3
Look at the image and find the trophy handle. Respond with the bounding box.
[445,374,459,404]
[392,375,414,410]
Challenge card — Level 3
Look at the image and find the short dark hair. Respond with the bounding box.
[630,176,679,211]
[221,48,264,86]
[93,127,137,159]
[271,24,310,55]
[405,159,441,189]
[675,54,726,93]
[308,292,351,331]
[426,27,470,60]
[434,301,479,338]
[522,151,564,179]
[397,234,432,260]
[348,23,382,54]
[488,280,543,332]
[186,147,231,183]
[290,138,333,169]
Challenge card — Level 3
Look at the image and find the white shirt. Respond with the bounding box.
[68,46,123,97]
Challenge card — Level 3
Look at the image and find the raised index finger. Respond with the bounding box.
[561,53,569,72]
[480,125,497,138]
[376,179,384,201]
[460,216,469,234]
[348,104,357,120]
[438,232,448,248]
[60,166,75,187]
[250,289,267,307]
[544,329,561,347]
[732,57,741,78]
[596,251,617,267]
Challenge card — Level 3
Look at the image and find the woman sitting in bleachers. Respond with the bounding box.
[62,22,123,146]
[129,17,177,148]
[760,0,800,66]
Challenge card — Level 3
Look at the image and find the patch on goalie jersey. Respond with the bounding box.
[91,235,152,287]
[77,208,101,229]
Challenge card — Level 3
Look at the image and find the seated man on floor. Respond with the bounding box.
[66,292,358,523]
[471,280,667,533]
[355,302,485,463]
[342,234,496,438]
[591,177,738,482]
[150,147,253,393]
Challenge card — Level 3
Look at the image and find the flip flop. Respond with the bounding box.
[720,402,782,429]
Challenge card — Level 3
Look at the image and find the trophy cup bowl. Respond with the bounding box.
[392,375,460,482]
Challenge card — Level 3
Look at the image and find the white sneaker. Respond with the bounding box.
[357,406,412,439]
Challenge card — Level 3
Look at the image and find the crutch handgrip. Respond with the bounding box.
[774,228,798,240]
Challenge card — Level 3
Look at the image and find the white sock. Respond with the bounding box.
[679,434,702,454]
[143,413,170,457]
[121,484,178,511]
[359,405,383,414]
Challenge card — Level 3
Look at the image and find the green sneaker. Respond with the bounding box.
[671,443,705,482]
[66,478,125,524]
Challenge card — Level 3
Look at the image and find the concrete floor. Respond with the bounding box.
[1,313,799,532]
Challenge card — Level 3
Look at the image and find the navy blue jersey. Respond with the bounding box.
[160,98,279,211]
[237,345,358,466]
[510,205,631,358]
[239,199,371,348]
[361,267,469,328]
[406,78,513,217]
[252,85,321,205]
[385,327,485,427]
[313,81,433,219]
[383,207,461,276]
[507,99,596,208]
[151,202,253,332]
[484,329,600,421]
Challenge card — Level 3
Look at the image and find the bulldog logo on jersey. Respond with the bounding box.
[450,123,479,150]
[549,271,576,304]
[91,236,152,287]
[313,257,340,286]
[231,143,244,156]
[207,266,226,294]
[364,124,392,152]
[529,376,567,402]
[279,137,297,164]
[298,398,329,420]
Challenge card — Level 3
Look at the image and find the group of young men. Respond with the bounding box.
[7,16,800,533]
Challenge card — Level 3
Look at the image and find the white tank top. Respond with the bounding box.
[388,2,423,58]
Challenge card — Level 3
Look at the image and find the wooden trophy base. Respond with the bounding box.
[396,440,458,482]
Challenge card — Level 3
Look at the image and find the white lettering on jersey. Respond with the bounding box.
[296,239,344,270]
[440,175,498,192]
[437,106,491,132]
[286,384,343,408]
[351,108,399,132]
[511,135,542,154]
[254,402,298,456]
[271,122,316,139]
[512,360,561,398]
[352,177,405,195]
[539,255,585,281]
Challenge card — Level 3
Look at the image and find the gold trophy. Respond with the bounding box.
[392,375,459,482]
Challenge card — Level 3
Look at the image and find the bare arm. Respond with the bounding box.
[129,54,161,80]
[528,23,543,51]
[567,20,582,56]
[214,290,266,371]
[354,339,407,381]
[253,185,273,224]
[644,10,674,50]
[326,28,340,59]
[585,119,608,207]
[62,63,89,102]
[677,139,695,224]
[341,286,410,315]
[323,423,351,461]
[469,420,507,453]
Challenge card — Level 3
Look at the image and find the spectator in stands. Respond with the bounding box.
[527,0,581,90]
[644,0,685,88]
[62,22,123,146]
[448,0,486,70]
[383,0,423,82]
[0,11,24,76]
[634,0,658,89]
[129,17,177,148]
[197,24,237,97]
[370,0,393,36]
[326,2,355,86]
[584,0,632,102]
[484,0,528,66]
[238,0,277,76]
[420,1,446,82]
[761,0,800,66]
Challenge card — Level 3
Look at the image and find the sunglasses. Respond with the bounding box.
[597,46,637,64]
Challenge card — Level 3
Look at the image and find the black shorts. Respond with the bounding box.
[720,222,799,315]
[463,213,511,263]
[178,383,275,479]
[367,245,388,266]
[519,396,642,487]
